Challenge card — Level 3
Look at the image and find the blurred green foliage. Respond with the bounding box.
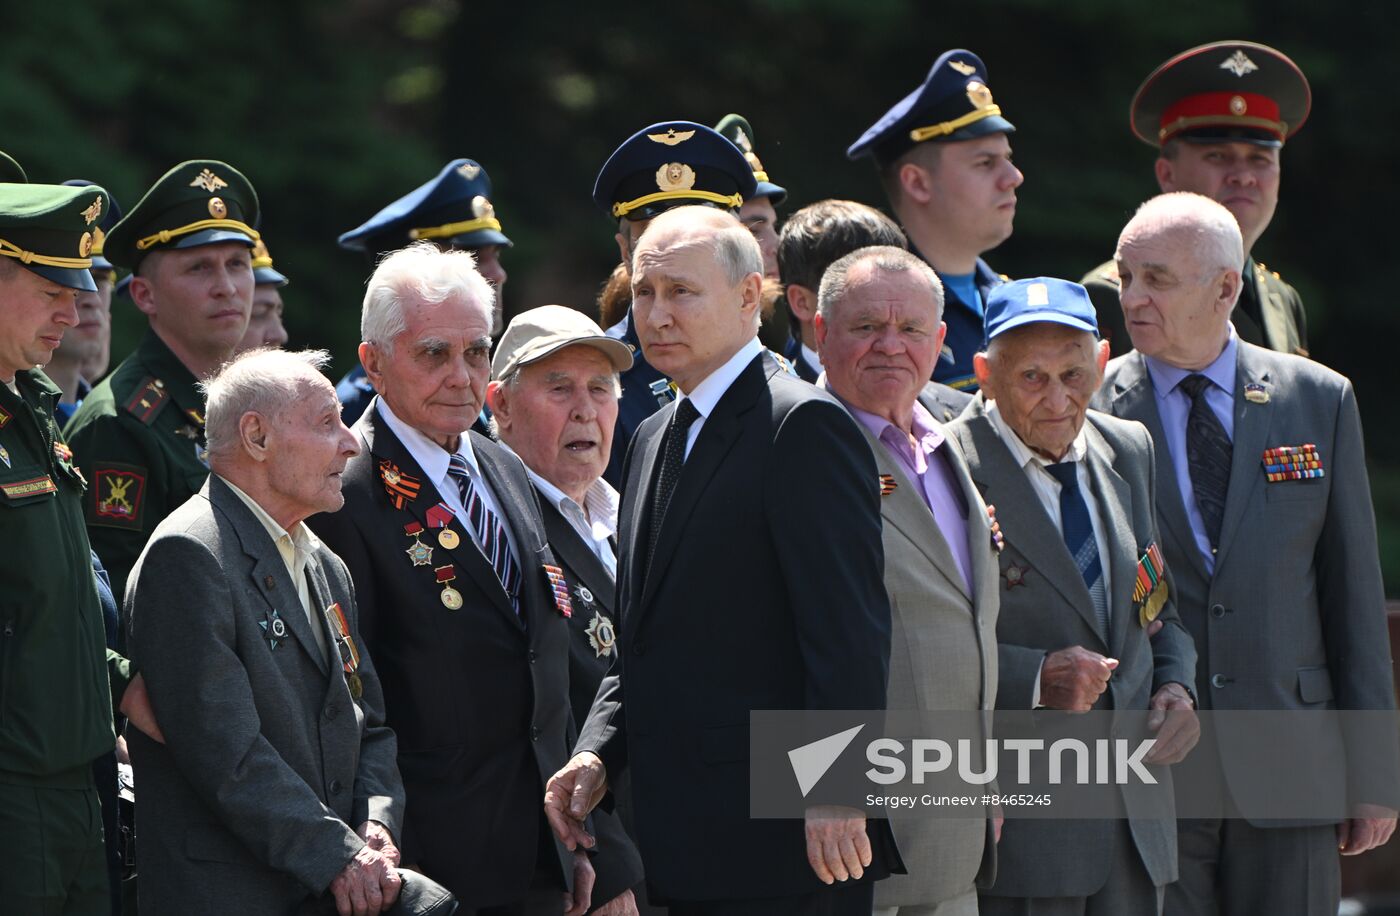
[3,0,1396,589]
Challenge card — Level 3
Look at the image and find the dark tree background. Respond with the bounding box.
[5,0,1398,589]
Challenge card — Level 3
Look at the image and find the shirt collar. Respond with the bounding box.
[800,342,823,373]
[375,397,482,485]
[1143,324,1238,400]
[985,397,1087,470]
[679,337,764,421]
[842,397,946,453]
[218,475,321,561]
[526,467,620,539]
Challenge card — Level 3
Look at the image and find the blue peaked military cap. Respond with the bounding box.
[847,49,1016,167]
[338,158,512,256]
[62,179,124,273]
[715,114,787,205]
[593,120,757,221]
[984,277,1099,347]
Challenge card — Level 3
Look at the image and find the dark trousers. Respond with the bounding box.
[0,779,111,916]
[979,821,1161,916]
[668,881,875,916]
[1168,817,1339,916]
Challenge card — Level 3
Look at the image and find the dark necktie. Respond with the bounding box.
[1178,374,1232,550]
[646,398,701,573]
[1045,461,1110,637]
[447,454,521,610]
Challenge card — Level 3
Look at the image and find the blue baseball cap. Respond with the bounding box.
[338,158,511,256]
[848,49,1016,167]
[983,277,1099,347]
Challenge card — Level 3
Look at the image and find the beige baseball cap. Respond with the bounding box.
[492,305,634,379]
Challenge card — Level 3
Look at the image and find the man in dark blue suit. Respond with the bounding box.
[545,206,902,914]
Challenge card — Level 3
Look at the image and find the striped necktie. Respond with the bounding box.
[447,453,521,609]
[1045,461,1110,638]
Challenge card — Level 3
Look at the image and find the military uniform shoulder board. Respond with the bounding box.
[123,376,172,425]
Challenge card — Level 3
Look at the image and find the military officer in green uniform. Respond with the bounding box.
[0,182,135,914]
[65,160,260,603]
[1083,41,1313,358]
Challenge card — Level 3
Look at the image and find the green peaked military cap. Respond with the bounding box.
[0,150,27,183]
[0,183,110,291]
[105,159,259,271]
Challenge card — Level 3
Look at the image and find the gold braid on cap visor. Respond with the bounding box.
[611,190,744,219]
[135,219,259,251]
[408,216,503,240]
[908,104,1002,142]
[0,237,92,269]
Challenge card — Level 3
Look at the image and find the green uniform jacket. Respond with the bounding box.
[1083,256,1310,359]
[0,370,129,783]
[65,331,210,604]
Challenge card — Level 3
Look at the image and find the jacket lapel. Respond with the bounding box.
[539,499,615,615]
[1213,346,1274,570]
[941,429,997,622]
[1082,422,1135,657]
[209,477,330,677]
[621,411,666,627]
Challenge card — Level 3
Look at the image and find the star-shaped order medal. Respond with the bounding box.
[259,608,288,649]
[404,521,433,567]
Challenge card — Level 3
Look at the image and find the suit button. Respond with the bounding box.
[531,726,541,741]
[324,704,338,721]
[1210,604,1226,619]
[329,779,342,795]
[528,650,537,663]
[1211,674,1229,689]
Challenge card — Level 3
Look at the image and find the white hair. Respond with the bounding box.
[201,348,332,460]
[1119,192,1244,282]
[360,240,493,350]
[816,245,945,322]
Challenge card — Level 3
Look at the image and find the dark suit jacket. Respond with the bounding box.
[536,496,647,907]
[577,351,902,904]
[947,401,1197,897]
[127,477,403,914]
[1096,344,1400,822]
[309,402,580,908]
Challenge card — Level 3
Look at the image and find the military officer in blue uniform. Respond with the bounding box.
[593,120,757,485]
[1081,41,1313,359]
[335,158,512,426]
[848,49,1024,393]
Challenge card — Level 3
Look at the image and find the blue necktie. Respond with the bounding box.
[447,454,521,610]
[1045,461,1110,637]
[1178,374,1232,551]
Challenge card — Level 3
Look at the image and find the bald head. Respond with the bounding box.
[1117,192,1244,284]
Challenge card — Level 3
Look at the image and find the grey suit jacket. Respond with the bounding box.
[1096,343,1400,821]
[947,399,1197,897]
[825,384,999,907]
[126,476,403,914]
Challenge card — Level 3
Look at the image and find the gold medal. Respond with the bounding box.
[440,586,463,610]
[347,673,363,699]
[438,527,460,550]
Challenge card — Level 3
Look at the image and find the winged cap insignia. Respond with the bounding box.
[1219,50,1259,78]
[647,128,696,146]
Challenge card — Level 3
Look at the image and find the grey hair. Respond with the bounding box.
[1119,192,1245,282]
[360,240,493,351]
[816,245,945,321]
[201,348,332,460]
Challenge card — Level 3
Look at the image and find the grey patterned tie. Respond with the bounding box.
[646,398,701,574]
[1178,374,1232,551]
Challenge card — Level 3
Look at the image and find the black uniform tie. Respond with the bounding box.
[1179,374,1233,550]
[646,398,701,572]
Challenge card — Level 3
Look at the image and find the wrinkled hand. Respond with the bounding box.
[544,752,606,851]
[357,821,400,869]
[563,848,595,916]
[1144,683,1199,765]
[591,888,639,916]
[114,734,130,766]
[805,805,871,884]
[1338,803,1398,856]
[119,673,165,744]
[1039,647,1118,712]
[329,842,401,915]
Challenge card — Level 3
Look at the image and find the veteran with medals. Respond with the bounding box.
[308,243,625,914]
[1093,193,1399,915]
[65,159,261,603]
[122,347,425,914]
[944,277,1199,915]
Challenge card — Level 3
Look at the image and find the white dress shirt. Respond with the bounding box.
[527,470,619,578]
[678,337,765,460]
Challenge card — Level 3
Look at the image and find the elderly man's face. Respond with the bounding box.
[489,346,618,501]
[1116,225,1236,369]
[815,265,946,419]
[975,324,1107,462]
[132,242,254,359]
[361,292,492,444]
[236,285,288,353]
[739,197,780,280]
[0,265,79,380]
[1157,142,1279,251]
[631,226,760,393]
[265,379,360,520]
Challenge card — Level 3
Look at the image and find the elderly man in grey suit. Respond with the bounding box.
[1094,192,1399,915]
[814,245,999,916]
[125,348,409,915]
[945,278,1199,916]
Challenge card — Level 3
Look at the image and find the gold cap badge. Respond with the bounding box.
[79,232,93,258]
[1230,94,1248,115]
[471,195,495,220]
[80,197,103,226]
[647,128,696,146]
[190,168,228,193]
[966,81,994,109]
[949,59,977,76]
[457,161,481,180]
[208,197,228,219]
[655,162,696,193]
